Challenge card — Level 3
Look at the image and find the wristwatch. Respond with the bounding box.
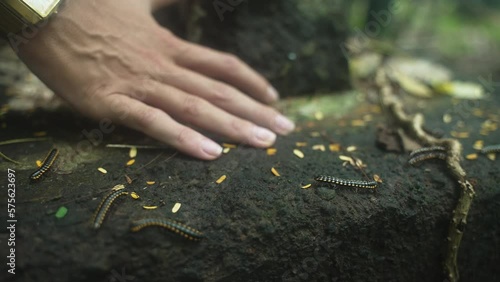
[0,0,63,36]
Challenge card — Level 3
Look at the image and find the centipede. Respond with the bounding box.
[314,175,378,189]
[92,190,129,229]
[480,144,500,154]
[409,146,446,158]
[408,151,447,165]
[30,148,59,181]
[131,218,204,241]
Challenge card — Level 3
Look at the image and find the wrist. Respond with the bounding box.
[0,0,64,36]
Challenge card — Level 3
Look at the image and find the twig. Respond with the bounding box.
[0,151,20,164]
[0,137,50,146]
[105,144,170,149]
[375,69,475,282]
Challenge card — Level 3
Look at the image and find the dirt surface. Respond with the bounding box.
[0,86,499,282]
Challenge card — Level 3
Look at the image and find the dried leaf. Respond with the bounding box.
[293,149,304,159]
[295,142,307,147]
[267,148,277,155]
[222,143,237,148]
[223,147,231,154]
[129,146,137,158]
[346,146,357,152]
[312,144,326,151]
[146,181,156,185]
[271,167,281,177]
[112,184,125,191]
[143,205,158,210]
[301,184,312,189]
[329,144,340,152]
[126,159,135,166]
[172,203,181,213]
[465,154,478,160]
[216,175,227,184]
[97,167,107,174]
[130,192,140,199]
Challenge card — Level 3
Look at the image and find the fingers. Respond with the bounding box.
[158,66,295,135]
[103,94,223,160]
[139,80,278,148]
[172,42,279,104]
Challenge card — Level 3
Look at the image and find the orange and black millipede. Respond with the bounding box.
[314,175,378,189]
[30,148,59,181]
[92,190,129,229]
[131,218,204,241]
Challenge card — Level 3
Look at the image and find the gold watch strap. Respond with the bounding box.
[0,0,62,36]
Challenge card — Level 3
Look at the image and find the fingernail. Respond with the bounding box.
[254,126,276,146]
[267,86,279,101]
[201,140,223,157]
[274,115,295,134]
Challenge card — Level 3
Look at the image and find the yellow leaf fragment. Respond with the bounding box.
[126,159,135,166]
[329,143,340,152]
[130,192,140,199]
[143,205,158,210]
[465,154,478,160]
[373,174,383,183]
[472,140,483,150]
[267,148,277,155]
[125,174,133,184]
[216,175,227,184]
[312,144,326,151]
[223,147,231,154]
[301,184,312,189]
[97,167,107,174]
[172,202,181,213]
[293,149,304,159]
[295,142,307,147]
[222,143,237,148]
[487,153,496,161]
[129,146,137,158]
[146,181,156,185]
[443,114,452,124]
[112,184,125,191]
[346,146,357,152]
[451,131,470,138]
[310,131,321,137]
[271,167,281,177]
[36,160,42,168]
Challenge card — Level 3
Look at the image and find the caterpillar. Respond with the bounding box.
[409,146,446,158]
[131,218,204,241]
[480,144,500,154]
[408,151,447,165]
[92,190,129,229]
[314,175,378,189]
[30,148,59,181]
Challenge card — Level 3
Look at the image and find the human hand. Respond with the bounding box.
[16,0,295,160]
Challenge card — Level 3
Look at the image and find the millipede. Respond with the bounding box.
[92,190,129,229]
[30,148,59,181]
[408,151,447,165]
[314,175,378,189]
[409,146,446,158]
[480,144,500,154]
[131,218,204,241]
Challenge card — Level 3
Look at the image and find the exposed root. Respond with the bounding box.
[375,69,475,282]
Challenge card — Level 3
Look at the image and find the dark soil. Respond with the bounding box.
[0,89,499,282]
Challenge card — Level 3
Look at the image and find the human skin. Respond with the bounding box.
[16,0,295,159]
